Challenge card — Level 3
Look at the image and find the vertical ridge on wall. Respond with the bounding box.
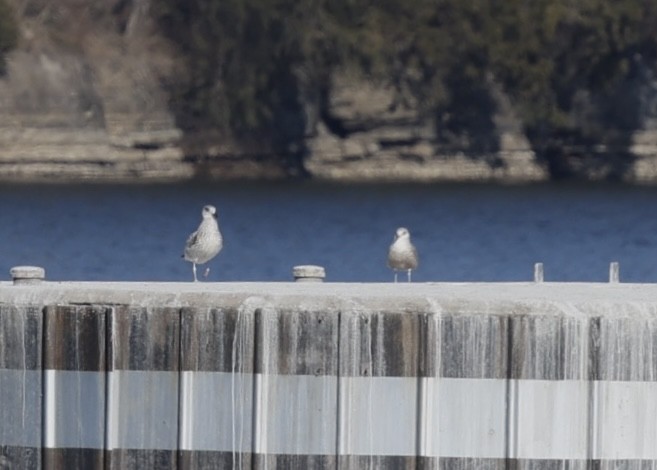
[334,306,342,468]
[416,311,434,470]
[506,308,515,464]
[105,305,181,469]
[590,304,657,465]
[588,315,601,463]
[508,306,591,468]
[178,305,255,469]
[0,305,43,469]
[42,305,107,469]
[338,305,421,469]
[435,308,509,467]
[253,303,340,469]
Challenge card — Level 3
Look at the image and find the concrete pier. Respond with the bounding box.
[1,281,657,469]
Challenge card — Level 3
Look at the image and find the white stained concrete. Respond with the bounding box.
[3,282,657,314]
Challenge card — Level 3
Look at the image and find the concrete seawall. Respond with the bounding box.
[1,281,656,469]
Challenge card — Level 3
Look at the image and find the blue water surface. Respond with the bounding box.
[1,182,657,283]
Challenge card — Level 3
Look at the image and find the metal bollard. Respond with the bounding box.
[10,266,45,285]
[293,265,326,282]
[609,262,620,283]
[534,262,544,283]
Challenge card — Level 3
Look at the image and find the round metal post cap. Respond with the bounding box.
[10,266,45,285]
[293,265,326,282]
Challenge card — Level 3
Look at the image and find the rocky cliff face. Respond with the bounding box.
[1,1,657,183]
[0,0,193,182]
[305,75,545,183]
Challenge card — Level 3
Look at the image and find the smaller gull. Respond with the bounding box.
[387,227,418,283]
[183,205,223,282]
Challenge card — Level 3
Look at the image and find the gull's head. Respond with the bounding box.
[395,227,410,241]
[202,205,217,219]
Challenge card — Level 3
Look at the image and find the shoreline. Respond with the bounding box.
[2,126,657,184]
[0,157,656,184]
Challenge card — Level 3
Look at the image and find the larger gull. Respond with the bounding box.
[183,205,223,282]
[387,227,418,283]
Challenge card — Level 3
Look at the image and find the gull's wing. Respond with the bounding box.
[185,230,198,249]
[411,244,419,267]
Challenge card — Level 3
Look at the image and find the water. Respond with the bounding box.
[1,182,657,283]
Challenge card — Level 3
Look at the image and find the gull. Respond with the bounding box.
[183,205,223,282]
[387,227,418,282]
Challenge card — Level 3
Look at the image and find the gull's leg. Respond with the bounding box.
[394,271,398,283]
[204,267,210,278]
[407,269,412,283]
[192,263,198,282]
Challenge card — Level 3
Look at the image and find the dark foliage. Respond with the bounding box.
[0,0,18,75]
[151,0,657,177]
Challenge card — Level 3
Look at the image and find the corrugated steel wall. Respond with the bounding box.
[1,288,657,469]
